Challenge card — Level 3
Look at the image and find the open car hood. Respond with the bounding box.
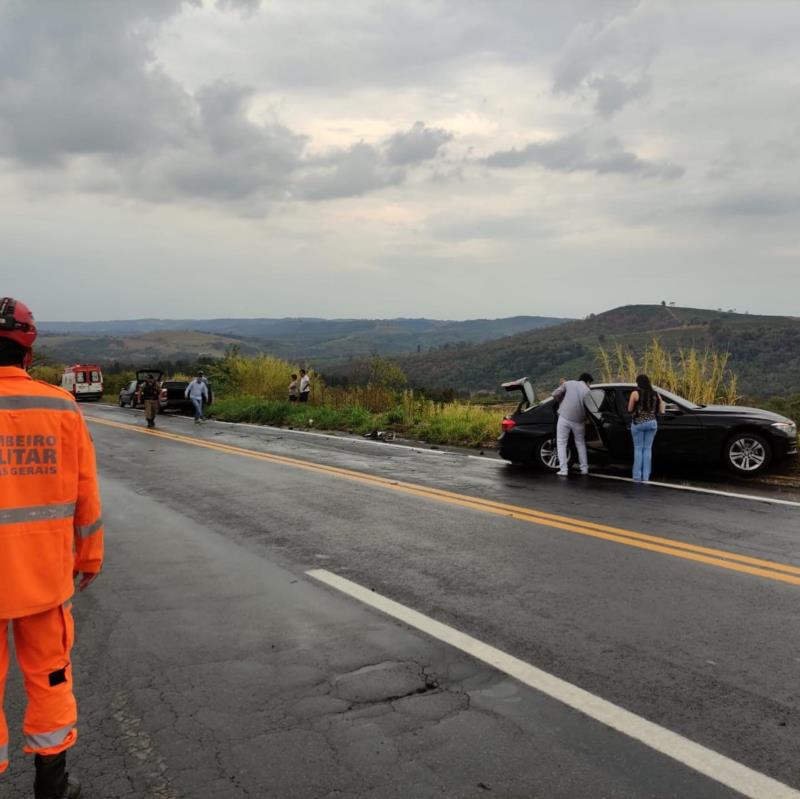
[136,369,164,382]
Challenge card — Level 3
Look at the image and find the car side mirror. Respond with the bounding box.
[664,402,681,413]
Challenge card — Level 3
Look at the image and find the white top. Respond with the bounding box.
[185,379,209,401]
[299,374,310,394]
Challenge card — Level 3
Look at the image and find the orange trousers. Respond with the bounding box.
[0,603,78,774]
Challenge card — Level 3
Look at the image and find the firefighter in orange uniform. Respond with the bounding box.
[0,298,104,799]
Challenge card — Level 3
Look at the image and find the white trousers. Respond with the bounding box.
[556,417,588,473]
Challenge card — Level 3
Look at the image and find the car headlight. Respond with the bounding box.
[772,421,797,436]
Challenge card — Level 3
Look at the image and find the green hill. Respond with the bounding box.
[36,315,566,367]
[36,331,256,364]
[396,305,800,398]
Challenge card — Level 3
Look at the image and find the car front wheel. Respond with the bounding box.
[725,432,772,476]
[535,435,568,471]
[119,396,125,407]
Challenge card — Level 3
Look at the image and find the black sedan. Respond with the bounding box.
[498,378,798,477]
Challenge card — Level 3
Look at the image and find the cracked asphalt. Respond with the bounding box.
[3,405,799,798]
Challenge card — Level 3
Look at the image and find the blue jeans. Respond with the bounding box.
[191,397,204,421]
[631,419,658,481]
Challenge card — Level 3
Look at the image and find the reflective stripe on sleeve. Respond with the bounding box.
[0,396,78,413]
[25,723,75,751]
[0,741,8,764]
[0,503,76,525]
[75,518,103,537]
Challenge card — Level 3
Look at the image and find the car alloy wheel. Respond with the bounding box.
[727,434,770,474]
[538,436,567,471]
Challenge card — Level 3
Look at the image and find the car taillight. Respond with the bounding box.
[160,388,167,399]
[501,418,516,432]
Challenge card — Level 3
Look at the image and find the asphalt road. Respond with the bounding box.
[4,404,799,798]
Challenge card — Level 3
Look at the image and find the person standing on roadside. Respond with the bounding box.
[551,372,593,477]
[0,297,104,799]
[197,371,213,405]
[298,369,311,403]
[185,373,209,423]
[139,374,160,429]
[288,374,299,402]
[627,374,666,482]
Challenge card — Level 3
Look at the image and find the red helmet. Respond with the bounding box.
[0,297,37,349]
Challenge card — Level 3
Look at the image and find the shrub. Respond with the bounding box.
[597,339,739,405]
[29,364,64,386]
[207,352,504,447]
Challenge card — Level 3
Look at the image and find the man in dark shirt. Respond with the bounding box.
[139,375,161,429]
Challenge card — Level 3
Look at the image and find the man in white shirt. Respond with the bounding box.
[185,373,209,423]
[299,369,311,403]
[551,372,593,476]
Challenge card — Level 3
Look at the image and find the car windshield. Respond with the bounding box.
[653,386,702,410]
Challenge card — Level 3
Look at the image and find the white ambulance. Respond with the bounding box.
[61,364,104,402]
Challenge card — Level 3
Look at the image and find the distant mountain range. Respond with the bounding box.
[36,306,800,398]
[37,315,567,365]
[393,305,800,398]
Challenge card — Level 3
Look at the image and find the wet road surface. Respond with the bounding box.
[4,404,799,798]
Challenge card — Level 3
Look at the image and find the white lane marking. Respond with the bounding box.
[589,472,800,509]
[308,568,800,799]
[95,405,447,457]
[224,420,448,455]
[468,454,505,465]
[467,454,800,508]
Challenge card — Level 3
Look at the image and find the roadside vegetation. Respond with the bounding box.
[597,339,739,405]
[207,350,499,447]
[28,340,798,456]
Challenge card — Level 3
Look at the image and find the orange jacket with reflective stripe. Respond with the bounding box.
[0,367,104,618]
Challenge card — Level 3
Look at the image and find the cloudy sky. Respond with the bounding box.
[1,0,798,321]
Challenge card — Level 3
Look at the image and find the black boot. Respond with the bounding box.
[34,752,82,799]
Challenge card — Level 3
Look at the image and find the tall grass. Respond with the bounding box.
[597,339,739,405]
[207,351,504,446]
[213,351,307,400]
[211,393,503,447]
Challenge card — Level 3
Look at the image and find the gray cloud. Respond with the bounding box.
[0,2,453,210]
[384,121,453,166]
[710,192,800,218]
[0,1,189,165]
[484,132,683,179]
[297,142,405,201]
[147,81,307,204]
[215,0,262,11]
[589,74,651,117]
[429,213,553,242]
[552,2,656,116]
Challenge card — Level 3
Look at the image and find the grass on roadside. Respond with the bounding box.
[210,395,503,447]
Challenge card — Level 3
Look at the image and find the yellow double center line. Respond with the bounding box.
[89,416,800,588]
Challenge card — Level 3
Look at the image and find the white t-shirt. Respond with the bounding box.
[299,374,310,394]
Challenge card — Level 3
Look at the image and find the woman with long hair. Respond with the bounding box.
[627,374,666,482]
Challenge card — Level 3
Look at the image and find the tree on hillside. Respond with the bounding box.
[349,355,407,390]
